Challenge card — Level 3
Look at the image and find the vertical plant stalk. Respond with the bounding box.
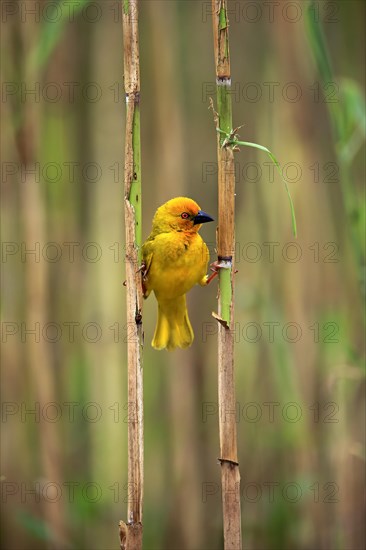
[305,1,365,275]
[17,17,66,549]
[119,1,144,549]
[211,1,242,549]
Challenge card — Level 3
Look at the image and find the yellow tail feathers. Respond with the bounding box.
[152,295,193,351]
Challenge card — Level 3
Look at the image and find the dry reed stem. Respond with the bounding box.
[212,0,242,548]
[120,1,144,548]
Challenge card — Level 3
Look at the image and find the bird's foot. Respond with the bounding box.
[205,261,238,285]
[136,262,147,276]
[206,261,221,285]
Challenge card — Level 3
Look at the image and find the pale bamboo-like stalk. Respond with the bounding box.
[119,1,144,549]
[211,1,242,548]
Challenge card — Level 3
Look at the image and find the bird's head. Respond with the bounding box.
[152,197,214,234]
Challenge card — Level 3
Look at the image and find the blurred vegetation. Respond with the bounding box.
[1,1,365,549]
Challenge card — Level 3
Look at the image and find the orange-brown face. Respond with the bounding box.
[153,197,214,233]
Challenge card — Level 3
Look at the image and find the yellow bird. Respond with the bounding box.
[142,197,214,351]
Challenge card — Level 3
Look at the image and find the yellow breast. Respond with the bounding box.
[143,231,209,300]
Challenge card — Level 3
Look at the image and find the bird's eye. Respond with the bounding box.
[181,212,190,219]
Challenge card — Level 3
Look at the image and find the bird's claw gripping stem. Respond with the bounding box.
[137,262,146,275]
[206,261,221,285]
[206,261,238,285]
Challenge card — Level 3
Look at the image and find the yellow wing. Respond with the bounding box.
[141,236,156,298]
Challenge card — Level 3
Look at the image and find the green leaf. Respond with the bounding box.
[305,1,333,84]
[123,0,130,15]
[217,130,297,237]
[16,510,53,541]
[337,78,366,163]
[219,7,227,30]
[30,0,90,70]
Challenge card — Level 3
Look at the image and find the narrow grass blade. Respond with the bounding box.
[221,133,298,237]
[30,0,90,70]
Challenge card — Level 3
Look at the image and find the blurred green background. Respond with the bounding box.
[1,1,365,549]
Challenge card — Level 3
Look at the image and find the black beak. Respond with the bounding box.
[193,210,214,225]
